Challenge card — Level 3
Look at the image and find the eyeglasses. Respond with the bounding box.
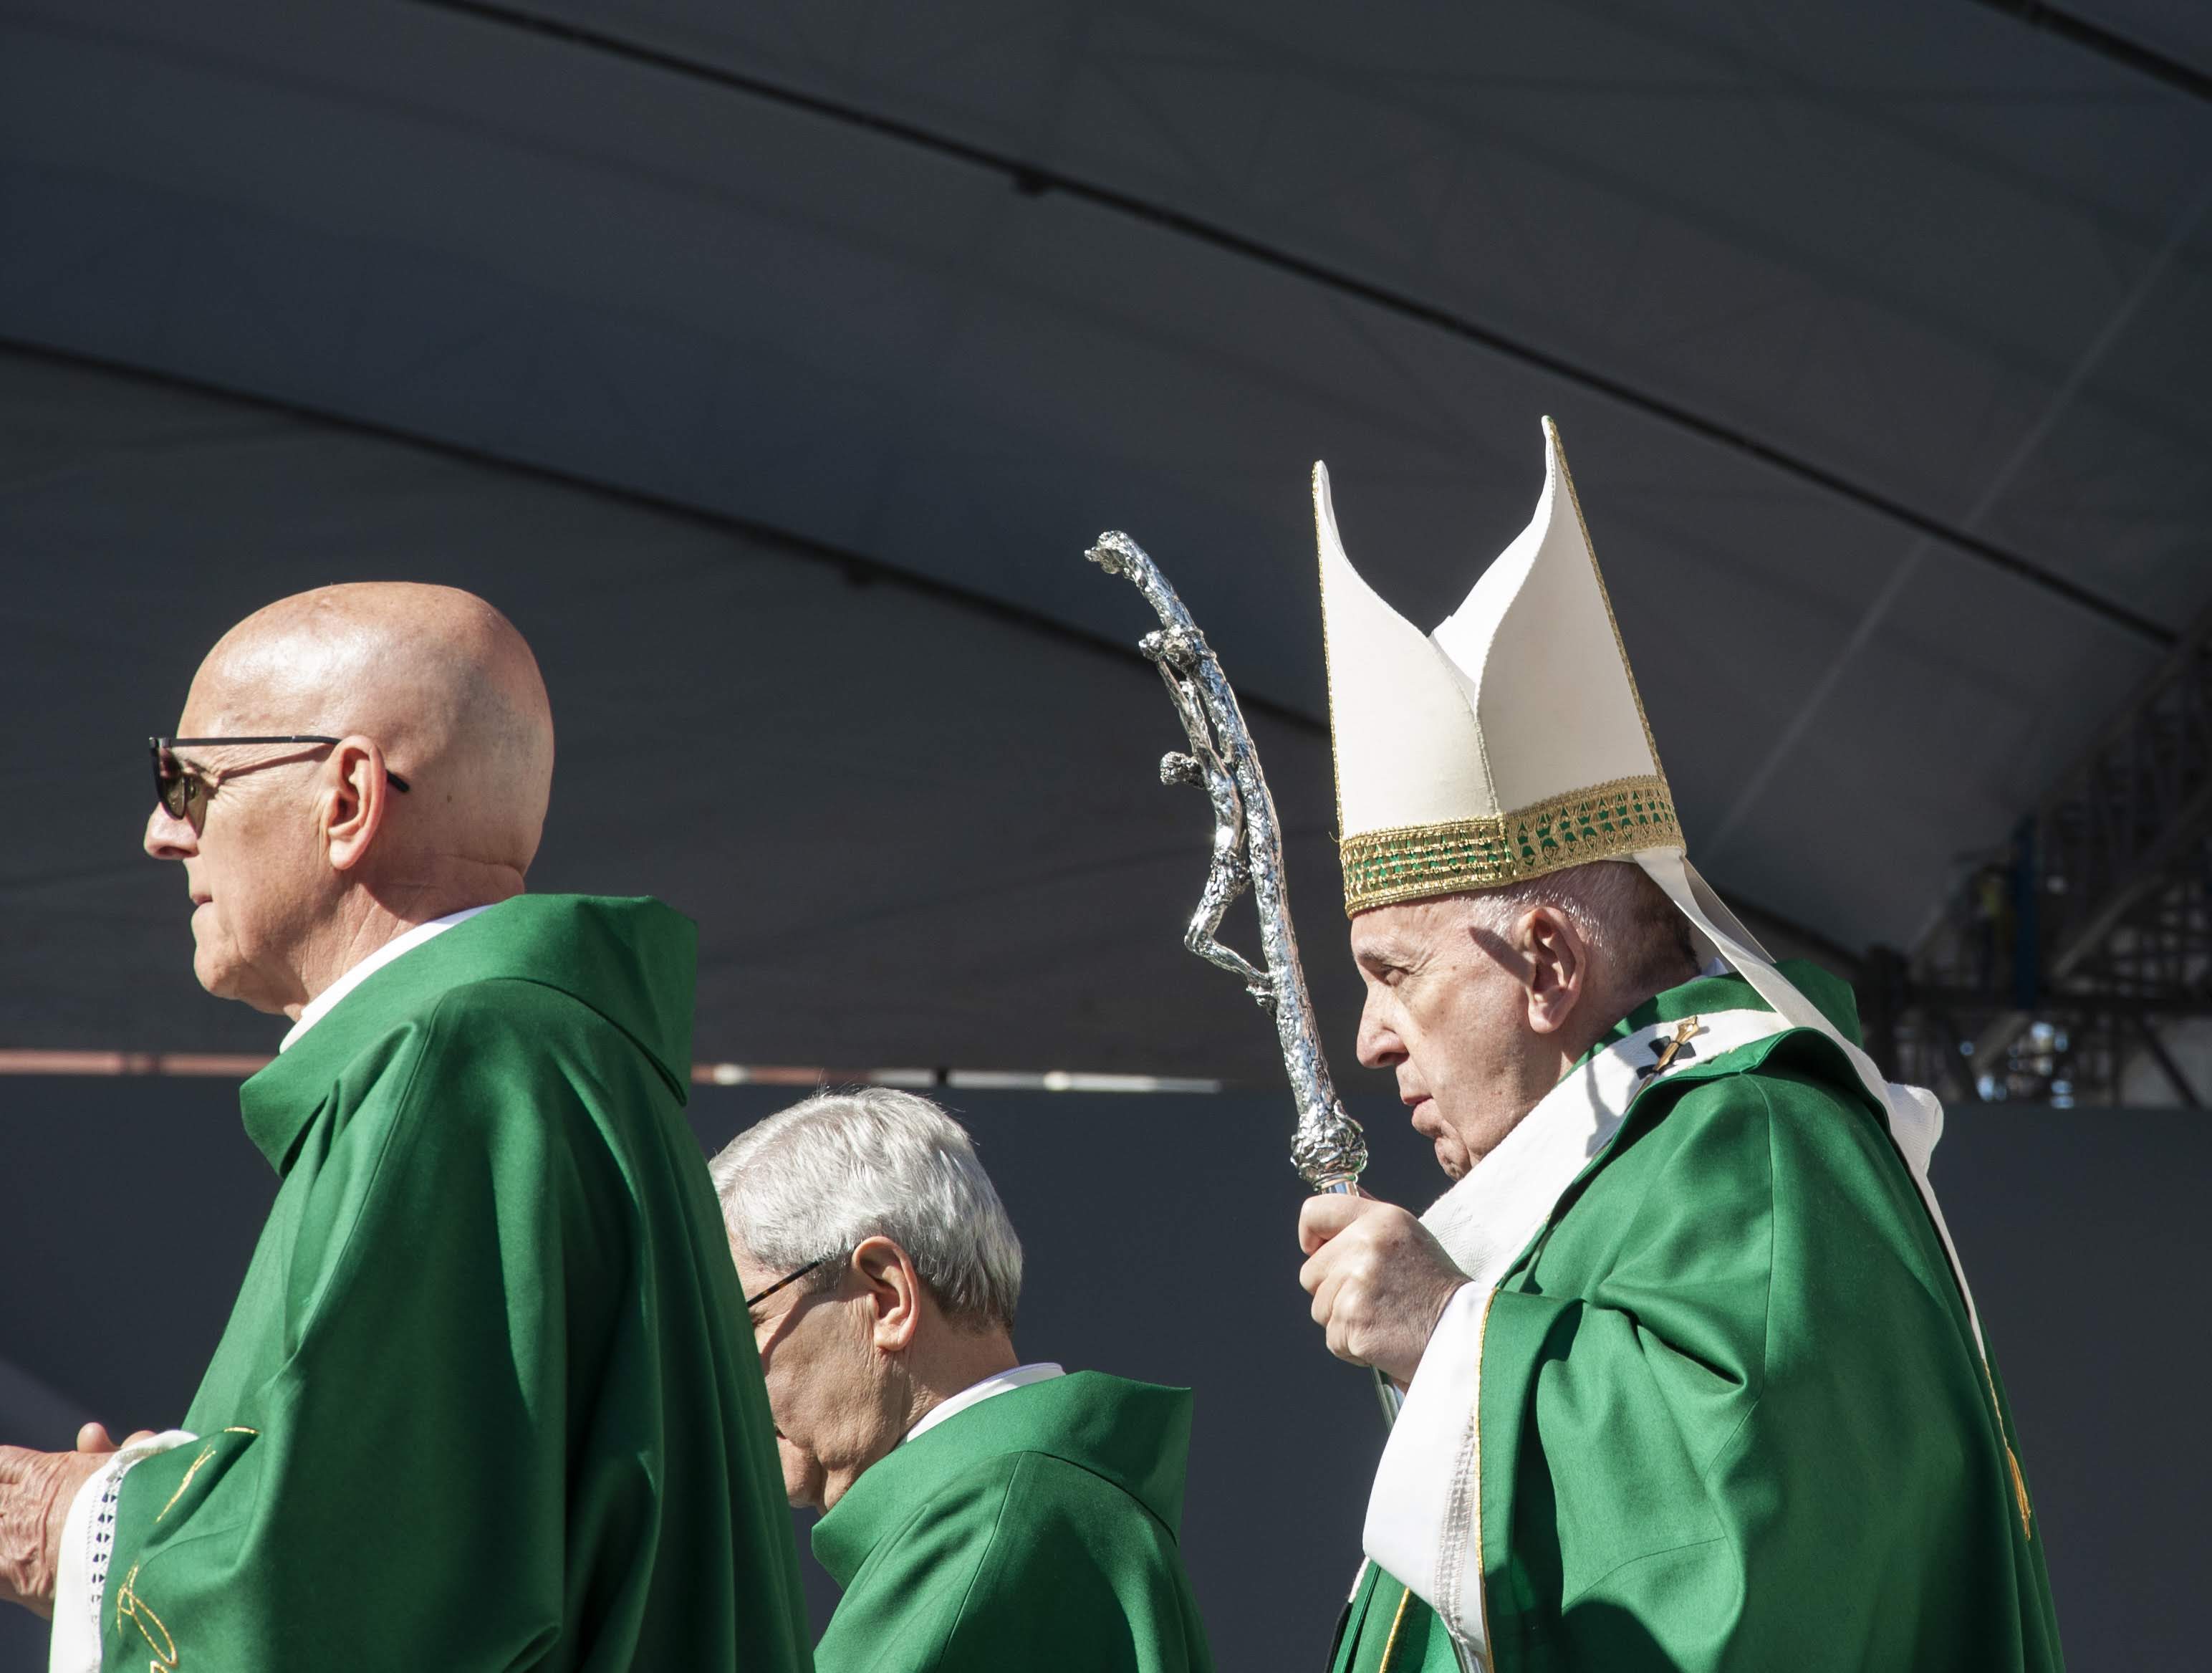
[744,1255,832,1311]
[150,735,412,833]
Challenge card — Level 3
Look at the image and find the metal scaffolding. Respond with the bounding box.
[1865,606,2212,1107]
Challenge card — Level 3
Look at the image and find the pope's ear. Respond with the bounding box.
[323,736,392,873]
[852,1236,923,1353]
[1521,904,1587,1036]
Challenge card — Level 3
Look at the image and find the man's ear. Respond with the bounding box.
[1519,904,1588,1037]
[322,736,393,873]
[852,1236,924,1354]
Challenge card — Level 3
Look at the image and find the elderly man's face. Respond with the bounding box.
[734,1249,900,1513]
[1350,898,1554,1180]
[142,673,337,1015]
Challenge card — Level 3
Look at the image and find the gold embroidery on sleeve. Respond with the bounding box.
[115,1563,179,1670]
[155,1446,218,1522]
[221,1427,259,1437]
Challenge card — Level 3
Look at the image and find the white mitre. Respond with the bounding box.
[1314,418,1944,1163]
[1318,416,1678,912]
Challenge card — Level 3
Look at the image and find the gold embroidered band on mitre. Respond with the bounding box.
[1340,774,1683,916]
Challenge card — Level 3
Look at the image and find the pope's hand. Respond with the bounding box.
[0,1441,113,1618]
[1297,1193,1467,1387]
[74,1423,157,1454]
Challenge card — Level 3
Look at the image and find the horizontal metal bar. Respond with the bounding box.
[0,1047,1227,1091]
[1905,989,2212,1020]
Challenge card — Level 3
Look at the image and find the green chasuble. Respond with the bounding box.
[1331,962,2061,1673]
[810,1371,1214,1673]
[85,896,809,1672]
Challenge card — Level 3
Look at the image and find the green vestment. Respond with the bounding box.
[88,896,809,1672]
[1331,962,2062,1673]
[810,1371,1214,1673]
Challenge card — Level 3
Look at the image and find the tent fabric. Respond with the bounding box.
[3,1,2209,1071]
[2,345,1362,1078]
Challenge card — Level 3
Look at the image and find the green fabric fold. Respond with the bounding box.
[812,1371,1213,1673]
[1335,962,2062,1672]
[103,895,807,1672]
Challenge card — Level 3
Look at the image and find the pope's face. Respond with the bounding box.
[1349,898,1553,1180]
[142,668,338,1015]
[734,1248,900,1513]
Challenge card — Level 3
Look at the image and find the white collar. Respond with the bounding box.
[1420,1007,1789,1289]
[900,1362,1064,1447]
[279,906,496,1053]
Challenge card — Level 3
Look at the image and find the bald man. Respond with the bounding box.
[0,586,811,1672]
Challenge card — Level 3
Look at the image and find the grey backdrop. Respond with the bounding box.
[1,1071,2203,1669]
[4,4,2210,1664]
[7,0,2212,1077]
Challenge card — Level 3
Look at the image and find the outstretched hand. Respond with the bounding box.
[1297,1193,1468,1388]
[0,1425,153,1618]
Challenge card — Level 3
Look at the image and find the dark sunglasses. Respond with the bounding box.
[150,736,412,831]
[744,1256,833,1311]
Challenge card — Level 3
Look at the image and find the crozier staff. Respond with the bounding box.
[1297,426,2062,1672]
[0,583,809,1672]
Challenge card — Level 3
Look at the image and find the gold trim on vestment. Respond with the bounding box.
[1980,1359,2033,1540]
[116,1564,178,1670]
[1340,775,1683,915]
[155,1444,218,1522]
[1376,1583,1415,1672]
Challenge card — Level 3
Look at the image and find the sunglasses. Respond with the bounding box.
[150,736,412,832]
[744,1256,833,1311]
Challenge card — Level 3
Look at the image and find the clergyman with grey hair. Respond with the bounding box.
[711,1088,1215,1673]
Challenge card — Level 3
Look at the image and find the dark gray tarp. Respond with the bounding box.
[2,345,1368,1078]
[4,1,2210,1077]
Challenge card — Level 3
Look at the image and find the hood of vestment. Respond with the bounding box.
[810,1371,1194,1587]
[1593,956,1863,1065]
[236,894,697,1174]
[1418,956,1873,1293]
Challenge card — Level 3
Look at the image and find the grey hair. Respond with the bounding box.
[709,1088,1024,1333]
[1459,860,1698,996]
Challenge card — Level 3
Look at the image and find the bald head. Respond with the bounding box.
[196,583,553,872]
[147,583,555,1016]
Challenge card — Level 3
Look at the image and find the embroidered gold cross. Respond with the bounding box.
[1638,1015,1702,1081]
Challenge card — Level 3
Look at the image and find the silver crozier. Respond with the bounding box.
[1087,531,1400,1426]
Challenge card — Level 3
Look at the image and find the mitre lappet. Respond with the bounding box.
[1313,418,1984,1347]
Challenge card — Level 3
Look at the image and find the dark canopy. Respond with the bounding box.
[4,0,2208,1077]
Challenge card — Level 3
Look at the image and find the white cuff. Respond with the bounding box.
[48,1431,194,1673]
[1364,1285,1491,1664]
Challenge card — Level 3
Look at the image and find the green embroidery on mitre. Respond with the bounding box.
[1340,775,1683,916]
